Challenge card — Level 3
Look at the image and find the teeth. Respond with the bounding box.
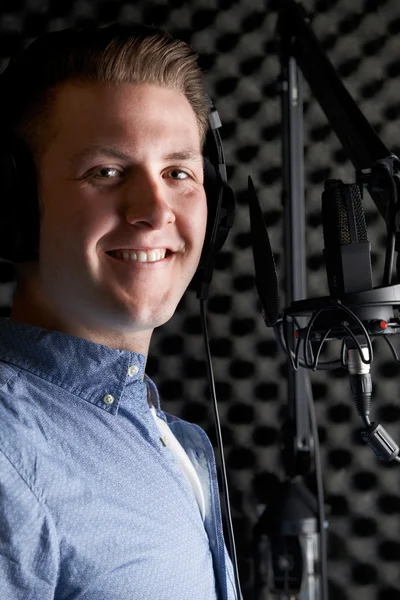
[147,250,156,262]
[110,249,167,263]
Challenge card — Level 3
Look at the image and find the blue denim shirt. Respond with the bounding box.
[0,319,236,600]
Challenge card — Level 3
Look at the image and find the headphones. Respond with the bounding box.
[0,25,235,299]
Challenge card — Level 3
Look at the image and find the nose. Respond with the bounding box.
[123,172,176,230]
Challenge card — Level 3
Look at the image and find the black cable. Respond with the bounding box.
[340,322,373,364]
[294,332,303,369]
[313,328,332,371]
[303,305,332,369]
[275,318,342,370]
[279,295,377,371]
[378,165,397,286]
[383,334,400,363]
[383,231,396,287]
[199,298,243,600]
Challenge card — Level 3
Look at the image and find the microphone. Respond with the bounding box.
[322,180,375,439]
[277,176,400,463]
[248,165,400,462]
[321,179,372,297]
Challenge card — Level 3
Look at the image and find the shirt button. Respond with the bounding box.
[103,394,115,406]
[128,365,139,377]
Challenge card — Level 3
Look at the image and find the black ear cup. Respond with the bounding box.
[0,137,39,263]
[194,119,235,299]
[204,102,235,252]
[202,156,235,257]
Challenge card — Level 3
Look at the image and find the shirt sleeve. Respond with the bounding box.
[0,449,59,600]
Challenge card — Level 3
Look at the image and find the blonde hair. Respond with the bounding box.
[3,25,209,158]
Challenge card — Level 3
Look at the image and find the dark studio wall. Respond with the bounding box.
[1,0,400,598]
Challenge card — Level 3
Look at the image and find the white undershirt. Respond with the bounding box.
[149,406,206,520]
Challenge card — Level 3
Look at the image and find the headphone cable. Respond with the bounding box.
[200,298,243,600]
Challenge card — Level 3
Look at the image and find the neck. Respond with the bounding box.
[11,267,152,356]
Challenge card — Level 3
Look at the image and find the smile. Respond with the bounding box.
[107,249,169,263]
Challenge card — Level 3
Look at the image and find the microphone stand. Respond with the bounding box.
[279,6,312,486]
[253,5,328,599]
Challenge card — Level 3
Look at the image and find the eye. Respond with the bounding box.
[166,169,190,180]
[94,167,121,178]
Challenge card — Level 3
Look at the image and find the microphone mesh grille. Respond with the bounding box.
[335,187,351,244]
[350,184,368,243]
[331,183,368,245]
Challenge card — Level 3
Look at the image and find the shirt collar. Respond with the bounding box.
[0,318,148,415]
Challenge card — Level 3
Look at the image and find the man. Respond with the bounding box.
[0,25,237,599]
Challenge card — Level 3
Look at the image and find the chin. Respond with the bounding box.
[145,307,177,329]
[117,303,178,332]
[97,281,191,332]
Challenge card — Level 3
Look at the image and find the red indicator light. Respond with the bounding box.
[380,321,388,329]
[295,330,299,338]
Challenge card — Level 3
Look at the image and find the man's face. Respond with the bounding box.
[35,81,207,346]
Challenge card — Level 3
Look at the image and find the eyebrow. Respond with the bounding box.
[70,145,203,168]
[163,149,203,162]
